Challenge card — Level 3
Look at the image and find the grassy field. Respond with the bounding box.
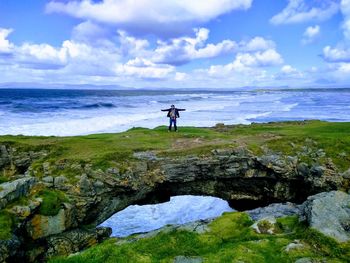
[49,212,350,263]
[0,120,349,173]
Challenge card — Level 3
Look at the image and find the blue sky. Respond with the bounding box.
[1,0,350,88]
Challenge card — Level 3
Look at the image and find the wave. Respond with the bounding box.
[77,102,117,109]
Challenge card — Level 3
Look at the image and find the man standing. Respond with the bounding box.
[161,105,186,132]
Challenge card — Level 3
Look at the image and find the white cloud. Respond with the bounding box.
[323,45,350,62]
[118,30,150,57]
[236,49,283,67]
[19,43,67,65]
[341,0,350,39]
[281,65,298,74]
[326,62,350,81]
[119,30,276,66]
[205,48,283,79]
[302,25,320,44]
[151,28,237,65]
[240,36,276,51]
[174,72,188,81]
[0,28,121,74]
[270,0,339,25]
[115,58,174,79]
[277,64,304,79]
[0,28,14,53]
[71,20,113,45]
[46,0,253,36]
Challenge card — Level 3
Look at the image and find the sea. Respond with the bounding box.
[0,88,349,136]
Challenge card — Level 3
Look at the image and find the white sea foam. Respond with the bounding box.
[99,195,233,237]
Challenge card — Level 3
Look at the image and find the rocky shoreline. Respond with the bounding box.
[0,121,349,262]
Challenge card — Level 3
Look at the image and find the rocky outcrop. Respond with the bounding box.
[0,145,10,168]
[0,144,348,262]
[300,191,350,242]
[0,235,21,263]
[44,227,111,260]
[0,145,47,174]
[0,177,36,209]
[26,203,77,240]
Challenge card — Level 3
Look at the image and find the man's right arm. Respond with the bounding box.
[161,108,170,111]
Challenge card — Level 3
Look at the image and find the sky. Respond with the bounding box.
[1,0,350,89]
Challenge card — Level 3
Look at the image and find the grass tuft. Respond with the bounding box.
[36,189,68,216]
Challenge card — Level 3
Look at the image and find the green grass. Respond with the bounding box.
[36,189,69,216]
[49,212,350,263]
[0,175,9,184]
[0,210,15,240]
[1,121,349,176]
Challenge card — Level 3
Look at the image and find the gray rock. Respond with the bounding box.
[247,202,301,221]
[106,167,120,175]
[251,216,278,234]
[78,175,95,196]
[297,163,309,176]
[300,191,350,242]
[116,219,212,244]
[0,145,10,168]
[133,151,162,161]
[45,227,111,259]
[0,177,36,209]
[285,240,304,252]
[10,197,42,218]
[93,180,107,195]
[294,258,326,263]
[54,175,68,189]
[0,234,21,263]
[43,162,51,176]
[173,256,203,263]
[42,176,54,187]
[310,166,324,177]
[341,168,350,179]
[26,203,77,240]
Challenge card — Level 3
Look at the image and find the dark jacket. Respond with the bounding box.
[161,108,186,118]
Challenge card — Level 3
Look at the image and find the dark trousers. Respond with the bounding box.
[169,118,177,131]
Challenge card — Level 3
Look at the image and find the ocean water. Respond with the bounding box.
[99,195,233,237]
[0,88,349,136]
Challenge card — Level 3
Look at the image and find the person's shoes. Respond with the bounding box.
[168,130,170,132]
[175,130,178,132]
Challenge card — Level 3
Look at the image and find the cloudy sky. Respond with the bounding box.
[1,0,350,88]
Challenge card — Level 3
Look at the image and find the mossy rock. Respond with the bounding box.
[36,189,68,216]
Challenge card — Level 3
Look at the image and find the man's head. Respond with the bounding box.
[171,104,175,109]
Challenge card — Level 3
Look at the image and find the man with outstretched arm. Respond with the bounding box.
[161,105,186,132]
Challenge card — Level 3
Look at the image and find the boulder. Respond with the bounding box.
[251,216,279,234]
[44,227,111,259]
[78,175,95,196]
[301,191,350,242]
[26,203,77,240]
[53,176,69,190]
[42,176,54,187]
[246,202,301,221]
[0,177,36,209]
